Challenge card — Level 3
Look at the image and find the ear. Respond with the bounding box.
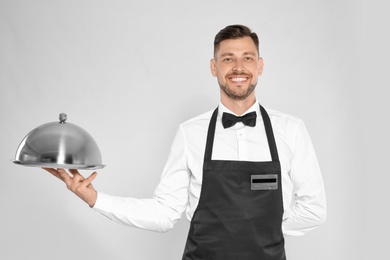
[258,57,264,76]
[210,59,217,77]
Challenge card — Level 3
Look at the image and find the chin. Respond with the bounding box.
[220,83,256,101]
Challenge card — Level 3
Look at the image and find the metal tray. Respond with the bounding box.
[13,160,105,170]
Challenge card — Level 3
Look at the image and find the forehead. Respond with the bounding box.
[216,36,259,57]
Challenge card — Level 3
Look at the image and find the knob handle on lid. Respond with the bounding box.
[59,113,67,124]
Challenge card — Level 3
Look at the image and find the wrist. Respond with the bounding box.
[87,190,98,208]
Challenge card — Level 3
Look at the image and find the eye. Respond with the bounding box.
[244,56,254,61]
[223,57,233,62]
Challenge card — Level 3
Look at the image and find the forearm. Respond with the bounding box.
[92,192,182,233]
[282,200,327,236]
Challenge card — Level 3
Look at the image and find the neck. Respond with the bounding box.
[220,94,256,115]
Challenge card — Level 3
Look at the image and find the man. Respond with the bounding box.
[44,25,326,259]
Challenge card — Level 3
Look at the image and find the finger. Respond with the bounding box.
[69,169,81,176]
[56,168,73,183]
[69,169,85,181]
[80,171,97,188]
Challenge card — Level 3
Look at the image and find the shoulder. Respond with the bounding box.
[174,109,215,145]
[265,108,303,127]
[264,107,307,145]
[180,109,214,129]
[168,110,214,155]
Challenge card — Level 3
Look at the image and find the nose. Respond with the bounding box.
[232,60,245,73]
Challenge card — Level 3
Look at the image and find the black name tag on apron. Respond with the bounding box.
[251,174,278,190]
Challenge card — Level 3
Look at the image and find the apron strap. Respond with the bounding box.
[204,104,279,163]
[260,105,279,162]
[204,108,218,163]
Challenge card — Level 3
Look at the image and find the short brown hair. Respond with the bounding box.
[214,25,259,56]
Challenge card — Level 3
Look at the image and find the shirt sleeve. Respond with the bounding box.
[92,127,191,233]
[282,120,327,236]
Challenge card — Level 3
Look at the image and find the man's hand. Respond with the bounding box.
[43,168,98,207]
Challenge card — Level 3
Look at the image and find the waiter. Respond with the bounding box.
[44,25,327,259]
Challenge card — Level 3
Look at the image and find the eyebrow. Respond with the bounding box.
[220,51,257,57]
[243,52,257,56]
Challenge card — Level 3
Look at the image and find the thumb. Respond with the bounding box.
[83,171,97,187]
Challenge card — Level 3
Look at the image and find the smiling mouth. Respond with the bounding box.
[229,77,248,83]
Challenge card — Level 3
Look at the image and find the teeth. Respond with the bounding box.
[231,78,246,82]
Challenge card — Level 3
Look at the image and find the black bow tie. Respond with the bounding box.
[222,111,257,128]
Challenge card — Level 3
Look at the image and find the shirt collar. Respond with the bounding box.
[218,98,260,119]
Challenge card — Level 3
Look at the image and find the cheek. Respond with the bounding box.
[218,71,229,82]
[220,67,231,77]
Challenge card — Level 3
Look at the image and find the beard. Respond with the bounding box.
[219,79,257,101]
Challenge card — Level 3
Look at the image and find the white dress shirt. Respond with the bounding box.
[93,101,327,236]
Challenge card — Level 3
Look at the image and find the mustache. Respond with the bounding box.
[226,71,252,77]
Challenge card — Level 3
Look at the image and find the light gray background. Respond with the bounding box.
[0,1,380,259]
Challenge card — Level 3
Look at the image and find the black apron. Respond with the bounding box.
[182,105,286,260]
